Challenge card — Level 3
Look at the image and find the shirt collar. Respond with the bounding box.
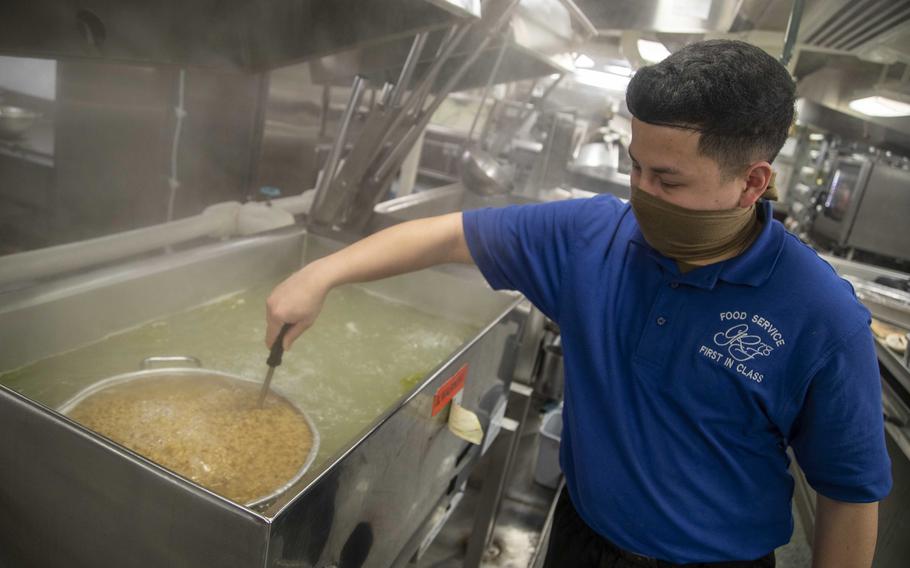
[629,200,784,290]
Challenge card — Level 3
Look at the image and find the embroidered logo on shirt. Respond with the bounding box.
[713,324,773,361]
[698,312,787,384]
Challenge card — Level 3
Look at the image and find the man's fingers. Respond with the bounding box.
[265,315,307,351]
[265,318,280,349]
[265,302,287,348]
[283,322,306,350]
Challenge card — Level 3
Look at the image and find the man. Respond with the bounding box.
[266,40,891,567]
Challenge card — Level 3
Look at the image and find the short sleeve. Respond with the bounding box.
[788,324,893,502]
[462,199,588,321]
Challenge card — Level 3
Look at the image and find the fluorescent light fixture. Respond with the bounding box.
[808,133,825,141]
[637,39,671,63]
[604,64,634,77]
[848,95,910,117]
[573,69,632,91]
[574,54,595,68]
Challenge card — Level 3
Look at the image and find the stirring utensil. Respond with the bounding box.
[258,323,293,407]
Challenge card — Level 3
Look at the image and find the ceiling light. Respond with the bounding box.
[603,64,633,77]
[636,39,671,63]
[848,95,910,117]
[573,69,632,92]
[574,54,595,68]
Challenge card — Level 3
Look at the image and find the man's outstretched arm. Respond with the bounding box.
[265,213,472,349]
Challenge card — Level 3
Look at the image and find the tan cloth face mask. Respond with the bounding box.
[629,186,762,267]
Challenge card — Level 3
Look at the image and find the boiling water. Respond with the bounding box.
[0,282,478,485]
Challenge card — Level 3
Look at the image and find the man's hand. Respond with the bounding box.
[265,212,472,350]
[811,494,879,568]
[265,261,333,350]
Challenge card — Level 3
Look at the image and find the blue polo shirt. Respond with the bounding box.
[463,195,892,563]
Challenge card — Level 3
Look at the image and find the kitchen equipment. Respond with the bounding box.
[57,355,320,507]
[537,332,564,401]
[460,148,515,195]
[534,403,563,489]
[811,156,910,263]
[575,141,611,169]
[259,322,292,406]
[875,276,910,293]
[0,105,40,138]
[0,228,522,568]
[459,36,515,197]
[574,137,620,172]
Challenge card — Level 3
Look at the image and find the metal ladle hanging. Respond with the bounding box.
[459,39,514,196]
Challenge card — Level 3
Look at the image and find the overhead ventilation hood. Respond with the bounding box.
[799,0,910,64]
[309,0,584,92]
[574,0,743,34]
[0,0,481,71]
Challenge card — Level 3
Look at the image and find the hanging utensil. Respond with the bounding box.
[459,33,514,196]
[258,323,293,407]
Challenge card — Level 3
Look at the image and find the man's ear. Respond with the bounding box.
[739,161,773,208]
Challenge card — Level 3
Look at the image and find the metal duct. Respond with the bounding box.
[801,0,910,62]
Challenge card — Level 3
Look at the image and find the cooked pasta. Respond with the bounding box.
[68,373,314,504]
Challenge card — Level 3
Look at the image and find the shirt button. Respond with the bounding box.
[669,282,679,289]
[656,316,667,326]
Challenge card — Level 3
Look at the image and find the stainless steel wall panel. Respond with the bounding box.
[52,61,263,243]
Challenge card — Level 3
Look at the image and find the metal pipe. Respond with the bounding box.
[388,32,429,109]
[434,25,460,58]
[372,31,498,183]
[405,24,469,115]
[166,69,187,224]
[464,37,510,148]
[484,74,562,157]
[372,0,521,183]
[382,24,472,142]
[310,76,367,216]
[535,73,564,110]
[379,82,394,108]
[478,98,503,152]
[780,0,806,67]
[557,0,598,38]
[401,22,461,113]
[318,84,331,137]
[359,24,471,179]
[513,73,563,130]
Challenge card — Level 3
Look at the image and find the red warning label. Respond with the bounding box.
[431,363,468,416]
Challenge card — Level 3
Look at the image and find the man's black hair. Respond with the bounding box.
[626,39,796,178]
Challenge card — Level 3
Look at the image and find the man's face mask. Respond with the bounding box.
[629,186,764,267]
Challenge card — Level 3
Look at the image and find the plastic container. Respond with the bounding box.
[534,404,564,489]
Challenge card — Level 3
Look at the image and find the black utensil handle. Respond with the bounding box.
[267,323,293,367]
